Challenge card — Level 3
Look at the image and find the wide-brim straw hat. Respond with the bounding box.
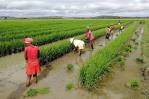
[24,38,33,44]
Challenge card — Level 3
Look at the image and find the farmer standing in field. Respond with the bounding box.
[86,26,94,49]
[110,24,116,39]
[24,38,41,87]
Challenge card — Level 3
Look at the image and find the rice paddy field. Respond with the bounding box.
[0,19,149,99]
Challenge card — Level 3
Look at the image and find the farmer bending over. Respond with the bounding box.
[105,26,111,40]
[70,38,85,56]
[119,24,125,33]
[24,38,41,87]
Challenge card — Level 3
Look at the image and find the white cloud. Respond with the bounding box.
[0,0,149,17]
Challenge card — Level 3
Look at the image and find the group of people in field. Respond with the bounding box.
[105,23,125,40]
[70,26,94,55]
[23,23,125,87]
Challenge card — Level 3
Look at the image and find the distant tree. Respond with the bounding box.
[4,17,7,20]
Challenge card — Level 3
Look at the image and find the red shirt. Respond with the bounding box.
[25,45,40,75]
[86,30,94,41]
[25,46,39,61]
[110,26,115,32]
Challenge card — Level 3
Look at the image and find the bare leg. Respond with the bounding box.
[79,49,83,56]
[33,74,38,84]
[90,42,94,50]
[73,47,77,53]
[78,49,81,56]
[73,48,76,53]
[26,75,31,87]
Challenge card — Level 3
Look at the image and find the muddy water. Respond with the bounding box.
[0,32,108,99]
[0,52,26,99]
[21,25,147,99]
[94,25,145,99]
[20,36,108,99]
[0,29,130,99]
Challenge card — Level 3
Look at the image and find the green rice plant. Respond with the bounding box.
[131,38,137,42]
[128,44,132,49]
[66,64,74,71]
[127,79,140,88]
[125,46,132,52]
[65,83,74,91]
[26,87,49,97]
[119,60,125,66]
[117,56,125,62]
[26,89,38,97]
[142,22,149,58]
[134,45,138,49]
[39,27,113,65]
[135,42,139,45]
[136,57,144,63]
[79,22,138,89]
[0,20,131,56]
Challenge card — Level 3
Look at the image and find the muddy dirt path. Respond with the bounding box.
[19,25,147,99]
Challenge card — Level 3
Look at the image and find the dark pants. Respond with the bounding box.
[106,33,110,39]
[85,38,94,49]
[90,40,94,49]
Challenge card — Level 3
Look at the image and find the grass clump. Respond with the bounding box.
[128,44,132,49]
[131,38,137,42]
[119,60,125,66]
[125,46,132,52]
[36,87,49,94]
[66,64,74,71]
[27,89,38,97]
[136,57,144,63]
[65,83,74,91]
[135,42,139,45]
[127,79,140,88]
[26,87,49,97]
[118,56,125,62]
[122,51,128,57]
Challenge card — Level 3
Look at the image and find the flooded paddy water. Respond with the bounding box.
[0,25,148,99]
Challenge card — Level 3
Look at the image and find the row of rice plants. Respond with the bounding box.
[142,21,149,58]
[0,19,120,36]
[0,19,88,35]
[0,22,111,42]
[39,24,124,65]
[79,22,138,89]
[0,22,125,57]
[0,21,107,41]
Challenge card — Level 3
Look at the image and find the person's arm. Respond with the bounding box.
[86,32,89,38]
[37,48,41,66]
[25,48,28,61]
[37,49,40,59]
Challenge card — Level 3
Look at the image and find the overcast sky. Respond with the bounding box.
[0,0,149,17]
